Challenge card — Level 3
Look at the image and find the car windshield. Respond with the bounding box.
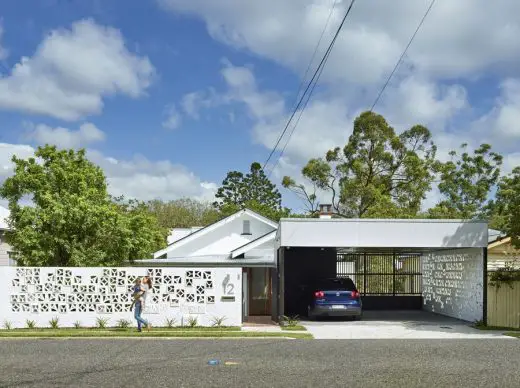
[315,278,357,291]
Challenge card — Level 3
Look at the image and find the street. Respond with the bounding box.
[1,338,519,387]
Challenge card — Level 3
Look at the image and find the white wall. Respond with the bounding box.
[0,267,242,328]
[422,248,484,322]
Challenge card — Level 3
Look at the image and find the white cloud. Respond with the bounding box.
[162,104,182,130]
[181,90,221,119]
[159,0,520,84]
[24,122,106,149]
[0,142,216,203]
[0,19,154,121]
[0,21,8,61]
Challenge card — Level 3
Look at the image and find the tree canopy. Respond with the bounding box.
[147,198,221,229]
[0,145,166,266]
[283,111,437,218]
[213,162,290,220]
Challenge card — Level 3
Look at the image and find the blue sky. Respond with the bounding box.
[1,0,520,213]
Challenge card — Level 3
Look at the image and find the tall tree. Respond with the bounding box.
[0,145,166,266]
[213,162,289,221]
[147,198,221,229]
[428,143,503,219]
[486,167,520,246]
[283,111,437,218]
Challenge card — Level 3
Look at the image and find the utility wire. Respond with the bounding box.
[262,0,357,172]
[369,0,436,112]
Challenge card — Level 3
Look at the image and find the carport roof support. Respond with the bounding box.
[275,218,488,249]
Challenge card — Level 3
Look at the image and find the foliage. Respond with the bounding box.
[96,317,109,329]
[429,143,503,219]
[116,319,131,329]
[49,317,59,329]
[0,145,166,266]
[186,316,198,328]
[164,318,177,328]
[25,320,36,329]
[488,167,520,248]
[284,111,437,218]
[3,321,12,330]
[73,321,82,329]
[489,261,520,289]
[210,316,227,328]
[147,198,221,229]
[214,162,290,221]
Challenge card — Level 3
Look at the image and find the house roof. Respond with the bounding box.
[134,255,275,267]
[230,230,276,258]
[488,228,507,244]
[153,208,278,258]
[0,206,9,230]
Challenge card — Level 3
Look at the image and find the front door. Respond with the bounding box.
[249,267,271,316]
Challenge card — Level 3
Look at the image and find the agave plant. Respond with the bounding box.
[211,316,227,328]
[117,319,131,329]
[3,320,13,330]
[187,316,198,328]
[25,320,36,329]
[96,317,110,329]
[49,317,59,329]
[73,321,82,329]
[165,318,177,328]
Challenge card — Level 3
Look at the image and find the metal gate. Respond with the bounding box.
[337,253,422,296]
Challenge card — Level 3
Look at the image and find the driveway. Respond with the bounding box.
[302,310,513,339]
[2,338,520,387]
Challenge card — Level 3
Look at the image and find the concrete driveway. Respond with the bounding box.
[302,310,513,339]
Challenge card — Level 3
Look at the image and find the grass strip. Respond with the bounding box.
[0,330,312,339]
[473,324,520,332]
[281,325,307,331]
[5,326,240,332]
[504,332,520,339]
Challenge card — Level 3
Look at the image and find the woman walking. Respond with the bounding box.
[132,278,150,332]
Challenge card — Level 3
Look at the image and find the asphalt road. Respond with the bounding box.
[1,338,519,388]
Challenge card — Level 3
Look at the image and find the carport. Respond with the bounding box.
[272,218,488,324]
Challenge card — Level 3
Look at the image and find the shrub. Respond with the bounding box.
[96,317,109,329]
[25,320,36,329]
[187,316,198,328]
[281,315,300,327]
[3,321,12,330]
[165,318,176,328]
[211,316,227,328]
[49,317,59,329]
[73,321,82,329]
[117,319,131,329]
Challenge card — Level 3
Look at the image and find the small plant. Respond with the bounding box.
[26,320,36,329]
[3,320,13,330]
[281,315,300,327]
[96,317,110,329]
[73,321,82,329]
[117,319,131,329]
[164,318,177,328]
[187,316,198,328]
[49,317,59,329]
[211,316,227,328]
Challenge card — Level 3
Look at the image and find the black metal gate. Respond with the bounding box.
[337,252,423,309]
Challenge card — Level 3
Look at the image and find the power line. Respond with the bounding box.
[370,0,436,112]
[262,0,357,173]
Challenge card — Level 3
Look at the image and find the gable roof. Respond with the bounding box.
[153,208,278,258]
[230,230,276,258]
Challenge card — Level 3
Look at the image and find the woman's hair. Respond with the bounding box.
[134,277,141,284]
[145,277,153,289]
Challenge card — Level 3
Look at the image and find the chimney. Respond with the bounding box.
[319,204,333,219]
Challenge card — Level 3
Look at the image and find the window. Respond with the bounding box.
[241,220,251,235]
[8,251,18,267]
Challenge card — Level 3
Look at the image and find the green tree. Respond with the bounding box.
[147,198,221,229]
[213,162,289,220]
[0,145,166,266]
[283,111,437,218]
[487,167,520,247]
[428,143,503,219]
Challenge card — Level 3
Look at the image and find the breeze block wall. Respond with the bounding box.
[422,248,484,322]
[0,267,242,328]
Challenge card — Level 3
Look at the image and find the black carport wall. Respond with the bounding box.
[271,218,489,324]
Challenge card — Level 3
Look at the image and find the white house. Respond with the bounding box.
[142,208,279,321]
[0,206,15,266]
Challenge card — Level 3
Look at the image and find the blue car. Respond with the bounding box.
[307,278,362,320]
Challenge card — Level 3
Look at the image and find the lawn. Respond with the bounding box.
[473,324,520,332]
[504,332,520,339]
[281,325,307,331]
[0,328,313,339]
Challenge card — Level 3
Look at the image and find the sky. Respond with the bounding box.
[1,0,520,213]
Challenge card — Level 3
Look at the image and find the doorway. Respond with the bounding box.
[248,267,271,316]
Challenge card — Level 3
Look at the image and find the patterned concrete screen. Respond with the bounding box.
[422,248,484,322]
[0,267,242,328]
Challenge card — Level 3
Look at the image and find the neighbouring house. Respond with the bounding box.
[488,229,520,270]
[0,206,16,266]
[137,205,490,325]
